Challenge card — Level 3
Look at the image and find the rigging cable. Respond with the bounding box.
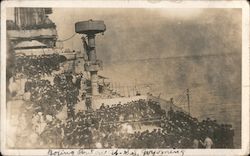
[57,33,77,42]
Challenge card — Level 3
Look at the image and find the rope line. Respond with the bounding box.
[57,33,77,42]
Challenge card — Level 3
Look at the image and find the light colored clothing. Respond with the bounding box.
[204,137,213,149]
[193,139,199,148]
[95,142,102,148]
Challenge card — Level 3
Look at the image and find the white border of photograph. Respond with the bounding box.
[1,1,249,156]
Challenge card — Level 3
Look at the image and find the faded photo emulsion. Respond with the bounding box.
[1,1,249,156]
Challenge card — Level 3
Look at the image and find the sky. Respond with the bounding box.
[49,8,241,62]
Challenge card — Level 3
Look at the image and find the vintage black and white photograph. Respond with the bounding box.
[1,1,249,156]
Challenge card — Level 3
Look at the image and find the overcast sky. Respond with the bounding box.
[49,8,241,62]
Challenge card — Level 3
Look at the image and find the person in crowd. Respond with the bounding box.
[200,136,213,149]
[86,97,92,110]
[192,138,199,148]
[100,103,105,110]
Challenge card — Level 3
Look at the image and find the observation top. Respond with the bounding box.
[75,19,106,35]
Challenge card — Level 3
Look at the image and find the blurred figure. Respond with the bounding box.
[192,138,199,148]
[200,136,213,149]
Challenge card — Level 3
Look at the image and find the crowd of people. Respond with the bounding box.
[37,99,166,148]
[25,78,65,115]
[24,72,81,117]
[164,109,234,148]
[53,72,82,118]
[34,99,235,149]
[97,99,165,123]
[15,54,66,78]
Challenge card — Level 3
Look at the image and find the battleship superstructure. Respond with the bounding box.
[8,8,57,48]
